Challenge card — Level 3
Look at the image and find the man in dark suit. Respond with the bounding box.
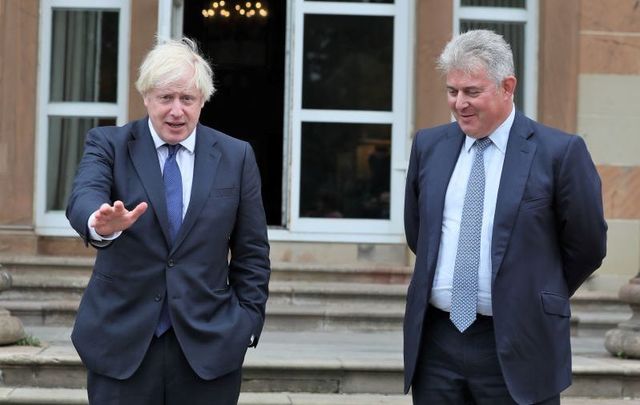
[403,30,607,404]
[66,38,271,404]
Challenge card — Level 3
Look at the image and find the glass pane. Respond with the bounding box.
[461,0,525,7]
[50,9,119,102]
[303,14,393,110]
[300,123,391,219]
[47,117,116,211]
[460,21,525,111]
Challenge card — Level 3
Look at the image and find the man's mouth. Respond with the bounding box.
[167,122,185,128]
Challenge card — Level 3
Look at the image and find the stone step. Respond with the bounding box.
[0,300,78,326]
[0,263,627,312]
[571,290,628,313]
[269,282,407,306]
[1,330,639,399]
[0,255,412,285]
[0,275,409,306]
[0,389,636,405]
[0,299,404,331]
[0,297,630,338]
[264,302,404,332]
[0,254,630,335]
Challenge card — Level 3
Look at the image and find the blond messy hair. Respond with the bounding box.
[136,37,215,102]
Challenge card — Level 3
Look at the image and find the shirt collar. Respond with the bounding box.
[147,119,196,154]
[463,104,515,154]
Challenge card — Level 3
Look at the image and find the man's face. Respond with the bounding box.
[143,72,204,145]
[446,67,516,138]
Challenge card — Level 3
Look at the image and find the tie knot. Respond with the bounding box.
[474,137,491,153]
[166,143,180,158]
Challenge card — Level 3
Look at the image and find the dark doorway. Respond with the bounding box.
[183,1,286,226]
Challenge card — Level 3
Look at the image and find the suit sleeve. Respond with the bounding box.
[66,128,115,247]
[228,143,271,347]
[556,135,607,295]
[404,134,420,254]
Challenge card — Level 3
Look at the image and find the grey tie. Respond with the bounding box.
[450,137,492,332]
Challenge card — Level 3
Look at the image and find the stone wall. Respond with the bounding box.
[578,0,640,291]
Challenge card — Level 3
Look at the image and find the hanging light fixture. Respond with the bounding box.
[202,0,269,20]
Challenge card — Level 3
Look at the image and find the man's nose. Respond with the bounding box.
[169,99,183,115]
[455,93,468,110]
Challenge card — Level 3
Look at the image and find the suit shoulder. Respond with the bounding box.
[199,125,251,152]
[87,119,141,142]
[525,117,587,150]
[515,114,594,166]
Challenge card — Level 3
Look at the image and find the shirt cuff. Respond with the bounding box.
[88,212,122,245]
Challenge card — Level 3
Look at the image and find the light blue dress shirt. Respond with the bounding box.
[430,106,515,316]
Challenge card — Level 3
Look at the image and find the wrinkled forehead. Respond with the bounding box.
[151,76,202,97]
[446,67,494,86]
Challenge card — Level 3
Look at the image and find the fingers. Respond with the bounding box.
[113,200,126,214]
[129,202,148,221]
[92,201,148,234]
[93,203,114,225]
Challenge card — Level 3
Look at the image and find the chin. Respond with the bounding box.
[460,126,477,136]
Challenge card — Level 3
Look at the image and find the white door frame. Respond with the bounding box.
[159,0,415,243]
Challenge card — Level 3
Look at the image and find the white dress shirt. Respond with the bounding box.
[429,106,515,316]
[88,120,196,242]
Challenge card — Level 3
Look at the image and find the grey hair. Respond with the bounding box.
[136,37,215,101]
[437,29,514,85]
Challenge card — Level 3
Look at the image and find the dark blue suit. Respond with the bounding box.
[66,118,270,383]
[404,112,607,404]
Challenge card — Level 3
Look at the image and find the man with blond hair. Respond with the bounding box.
[67,37,271,404]
[403,30,606,404]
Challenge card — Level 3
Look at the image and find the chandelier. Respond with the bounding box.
[201,1,269,19]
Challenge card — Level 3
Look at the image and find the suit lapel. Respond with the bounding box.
[171,125,221,252]
[425,125,466,273]
[491,112,536,283]
[128,120,173,247]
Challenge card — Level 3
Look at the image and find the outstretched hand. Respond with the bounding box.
[90,200,148,237]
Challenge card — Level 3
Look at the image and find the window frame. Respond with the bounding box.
[35,0,131,236]
[281,0,413,243]
[453,0,538,119]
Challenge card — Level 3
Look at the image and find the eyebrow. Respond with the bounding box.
[446,85,483,92]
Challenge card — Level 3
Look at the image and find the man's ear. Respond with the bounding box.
[502,76,517,99]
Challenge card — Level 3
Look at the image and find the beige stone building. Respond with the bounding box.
[0,0,638,292]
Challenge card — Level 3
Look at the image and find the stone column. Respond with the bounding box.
[605,273,640,358]
[0,265,25,345]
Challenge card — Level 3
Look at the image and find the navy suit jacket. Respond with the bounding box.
[66,118,270,381]
[403,111,607,404]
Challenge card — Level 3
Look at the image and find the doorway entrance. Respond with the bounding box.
[183,1,286,226]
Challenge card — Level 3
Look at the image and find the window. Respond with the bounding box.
[36,0,130,235]
[454,0,538,118]
[288,0,412,240]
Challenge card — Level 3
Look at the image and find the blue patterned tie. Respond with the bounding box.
[155,143,182,337]
[450,137,492,332]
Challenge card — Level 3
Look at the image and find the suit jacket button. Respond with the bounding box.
[154,295,161,302]
[168,259,175,267]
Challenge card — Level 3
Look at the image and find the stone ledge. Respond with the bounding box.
[0,389,637,405]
